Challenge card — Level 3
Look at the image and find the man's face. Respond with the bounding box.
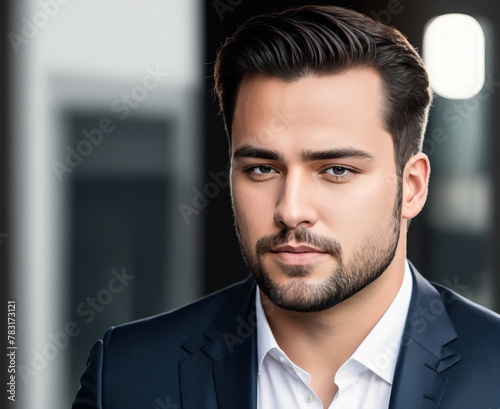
[230,68,404,313]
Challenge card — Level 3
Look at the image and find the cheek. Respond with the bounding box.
[316,175,398,239]
[231,178,276,242]
[357,180,399,227]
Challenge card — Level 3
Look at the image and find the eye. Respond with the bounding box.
[325,166,351,176]
[244,165,279,181]
[249,165,277,175]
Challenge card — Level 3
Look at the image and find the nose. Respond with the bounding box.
[274,170,319,229]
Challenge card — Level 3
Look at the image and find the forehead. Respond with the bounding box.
[231,68,392,156]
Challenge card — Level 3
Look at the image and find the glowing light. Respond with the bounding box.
[423,14,485,100]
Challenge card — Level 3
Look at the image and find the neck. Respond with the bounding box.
[261,253,406,374]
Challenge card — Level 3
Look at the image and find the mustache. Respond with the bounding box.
[256,228,342,258]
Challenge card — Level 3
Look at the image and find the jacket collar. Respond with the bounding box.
[179,276,258,409]
[178,263,462,409]
[389,262,461,409]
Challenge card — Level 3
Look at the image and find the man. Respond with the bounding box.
[73,5,500,409]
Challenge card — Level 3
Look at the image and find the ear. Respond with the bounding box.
[401,153,431,220]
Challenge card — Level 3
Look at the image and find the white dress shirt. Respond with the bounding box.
[256,260,413,409]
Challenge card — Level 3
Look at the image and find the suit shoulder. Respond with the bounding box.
[433,281,500,338]
[103,276,255,349]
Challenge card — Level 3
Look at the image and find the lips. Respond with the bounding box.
[270,244,325,253]
[269,244,328,265]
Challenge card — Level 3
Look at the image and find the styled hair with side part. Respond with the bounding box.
[213,5,432,174]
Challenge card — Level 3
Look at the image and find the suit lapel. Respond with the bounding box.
[179,277,258,409]
[389,264,461,409]
[178,264,463,409]
[179,350,219,409]
[212,332,257,409]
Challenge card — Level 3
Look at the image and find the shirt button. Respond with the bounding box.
[279,356,285,363]
[306,395,314,403]
[291,368,296,374]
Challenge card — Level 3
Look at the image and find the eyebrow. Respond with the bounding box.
[232,144,373,162]
[301,148,374,162]
[233,145,284,161]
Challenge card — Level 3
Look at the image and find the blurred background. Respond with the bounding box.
[1,0,499,408]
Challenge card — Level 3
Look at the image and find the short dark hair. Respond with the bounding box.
[213,5,432,174]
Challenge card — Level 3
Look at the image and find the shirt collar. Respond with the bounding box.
[256,288,280,375]
[345,260,413,384]
[255,260,413,384]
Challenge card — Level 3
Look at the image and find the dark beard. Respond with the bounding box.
[235,182,402,313]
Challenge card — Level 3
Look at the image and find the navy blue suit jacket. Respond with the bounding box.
[73,264,500,408]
